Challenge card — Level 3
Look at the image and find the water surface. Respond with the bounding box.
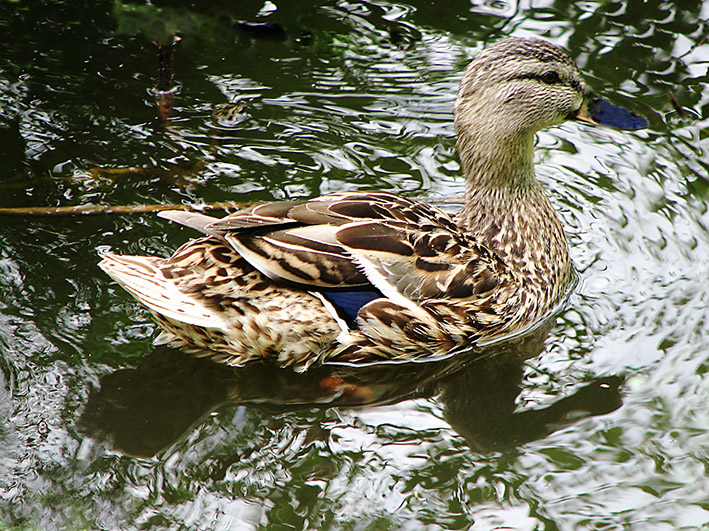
[1,1,708,529]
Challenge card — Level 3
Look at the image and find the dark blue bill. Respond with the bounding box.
[586,98,648,130]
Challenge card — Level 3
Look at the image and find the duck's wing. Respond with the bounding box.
[160,191,505,303]
[336,220,503,302]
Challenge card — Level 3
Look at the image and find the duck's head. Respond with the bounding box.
[454,37,647,145]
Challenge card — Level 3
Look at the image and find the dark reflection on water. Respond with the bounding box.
[80,326,622,458]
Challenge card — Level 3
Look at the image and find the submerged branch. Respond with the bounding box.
[0,201,248,216]
[0,196,464,217]
[154,36,181,122]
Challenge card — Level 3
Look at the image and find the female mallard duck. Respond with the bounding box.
[100,38,646,369]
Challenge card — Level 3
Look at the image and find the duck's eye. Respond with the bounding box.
[541,71,560,84]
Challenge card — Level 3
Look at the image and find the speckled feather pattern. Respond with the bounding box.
[99,37,640,368]
[101,237,341,369]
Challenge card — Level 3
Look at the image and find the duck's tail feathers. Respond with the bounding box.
[98,252,228,330]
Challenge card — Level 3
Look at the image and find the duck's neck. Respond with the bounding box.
[454,127,571,296]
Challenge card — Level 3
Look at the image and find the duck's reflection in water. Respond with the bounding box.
[79,326,622,457]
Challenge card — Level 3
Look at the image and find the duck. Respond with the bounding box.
[99,37,647,370]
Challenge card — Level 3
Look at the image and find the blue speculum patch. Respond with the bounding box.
[320,290,382,326]
[588,98,648,130]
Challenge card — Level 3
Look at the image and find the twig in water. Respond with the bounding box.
[0,201,249,216]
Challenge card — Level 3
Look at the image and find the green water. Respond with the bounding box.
[1,1,708,529]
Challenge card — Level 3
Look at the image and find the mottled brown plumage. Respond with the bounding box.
[99,38,646,369]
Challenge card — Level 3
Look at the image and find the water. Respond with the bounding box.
[1,0,708,529]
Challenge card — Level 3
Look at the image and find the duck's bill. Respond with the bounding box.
[575,98,648,130]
